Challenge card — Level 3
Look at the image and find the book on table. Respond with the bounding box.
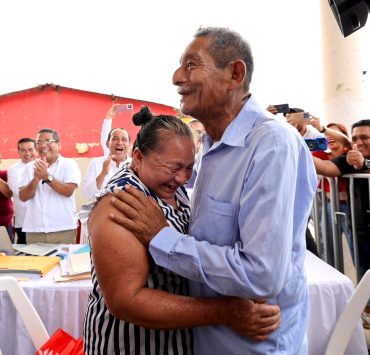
[12,243,60,256]
[0,255,61,279]
[54,252,91,282]
[69,253,91,275]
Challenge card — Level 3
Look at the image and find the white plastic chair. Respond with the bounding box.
[0,276,49,353]
[0,226,9,239]
[325,269,370,355]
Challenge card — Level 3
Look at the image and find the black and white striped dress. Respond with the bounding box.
[83,165,193,355]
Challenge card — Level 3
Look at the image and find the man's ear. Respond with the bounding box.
[106,140,110,148]
[227,60,246,90]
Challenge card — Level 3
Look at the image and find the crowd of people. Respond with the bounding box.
[0,110,132,245]
[267,105,370,331]
[1,26,369,353]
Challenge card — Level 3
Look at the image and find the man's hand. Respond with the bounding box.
[224,297,280,340]
[34,158,49,180]
[106,103,121,120]
[109,185,169,248]
[102,155,114,175]
[347,144,364,170]
[285,113,303,130]
[266,105,278,115]
[306,115,322,131]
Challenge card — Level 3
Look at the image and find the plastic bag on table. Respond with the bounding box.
[36,328,84,355]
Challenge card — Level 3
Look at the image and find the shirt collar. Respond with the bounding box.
[203,95,263,150]
[48,154,62,168]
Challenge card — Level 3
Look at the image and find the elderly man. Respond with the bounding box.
[109,27,317,354]
[7,138,37,243]
[83,127,131,201]
[19,128,81,244]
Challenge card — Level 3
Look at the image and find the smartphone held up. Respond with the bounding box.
[304,138,328,152]
[115,104,134,113]
[287,111,311,125]
[273,104,290,114]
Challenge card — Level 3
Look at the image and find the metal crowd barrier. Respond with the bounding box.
[311,173,370,283]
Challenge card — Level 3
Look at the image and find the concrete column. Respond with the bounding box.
[320,0,366,130]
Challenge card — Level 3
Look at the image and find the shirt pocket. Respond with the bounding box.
[202,195,237,245]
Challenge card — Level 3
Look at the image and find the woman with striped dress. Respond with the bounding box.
[83,106,279,354]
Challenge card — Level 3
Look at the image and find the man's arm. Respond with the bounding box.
[20,158,80,200]
[325,127,351,149]
[50,158,81,197]
[312,156,341,177]
[45,180,78,197]
[308,116,351,149]
[109,129,316,299]
[83,158,107,200]
[19,159,47,201]
[100,104,120,156]
[19,176,40,201]
[19,175,76,200]
[7,166,19,197]
[19,163,41,201]
[94,156,113,190]
[90,194,280,338]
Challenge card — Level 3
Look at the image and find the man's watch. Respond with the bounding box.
[363,159,370,170]
[42,175,54,184]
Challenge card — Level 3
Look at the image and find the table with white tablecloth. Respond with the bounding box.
[305,251,367,354]
[0,250,368,354]
[0,262,92,355]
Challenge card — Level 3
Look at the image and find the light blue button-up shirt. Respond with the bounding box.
[150,96,317,354]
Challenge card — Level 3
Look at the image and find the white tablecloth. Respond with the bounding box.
[305,251,367,355]
[0,253,92,355]
[0,251,368,354]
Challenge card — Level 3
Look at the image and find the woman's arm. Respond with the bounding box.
[309,116,352,149]
[0,178,12,198]
[89,194,280,338]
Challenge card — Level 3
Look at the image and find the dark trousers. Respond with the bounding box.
[14,227,27,244]
[306,227,319,257]
[4,224,14,243]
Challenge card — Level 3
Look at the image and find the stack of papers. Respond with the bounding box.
[13,243,60,256]
[54,252,91,282]
[0,255,61,279]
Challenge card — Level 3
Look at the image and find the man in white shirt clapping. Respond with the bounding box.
[19,128,81,244]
